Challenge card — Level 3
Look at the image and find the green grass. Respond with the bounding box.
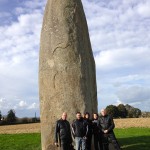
[0,133,41,150]
[0,128,149,150]
[114,128,150,150]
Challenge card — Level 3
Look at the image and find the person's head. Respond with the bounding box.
[84,112,90,119]
[76,112,82,120]
[61,112,67,120]
[93,113,98,119]
[101,109,107,116]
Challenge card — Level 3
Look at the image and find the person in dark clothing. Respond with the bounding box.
[83,112,93,150]
[99,109,121,150]
[54,112,72,150]
[92,113,103,150]
[72,112,88,150]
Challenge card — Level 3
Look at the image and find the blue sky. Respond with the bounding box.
[0,0,150,117]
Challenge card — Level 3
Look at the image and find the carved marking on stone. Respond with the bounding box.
[53,71,58,89]
[52,42,70,54]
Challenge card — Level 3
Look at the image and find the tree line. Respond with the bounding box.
[105,104,142,118]
[0,104,149,125]
[0,109,40,125]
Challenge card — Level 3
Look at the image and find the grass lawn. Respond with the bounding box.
[0,128,149,150]
[115,128,150,150]
[0,133,41,150]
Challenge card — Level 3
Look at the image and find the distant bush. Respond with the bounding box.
[21,117,30,123]
[16,117,40,124]
[141,112,150,118]
[0,120,8,125]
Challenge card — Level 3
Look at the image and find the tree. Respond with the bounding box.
[106,105,119,118]
[125,104,141,118]
[105,104,142,118]
[7,109,16,123]
[133,108,141,118]
[127,109,135,118]
[117,104,127,118]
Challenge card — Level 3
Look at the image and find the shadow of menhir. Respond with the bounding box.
[109,143,122,150]
[117,136,150,150]
[105,138,121,150]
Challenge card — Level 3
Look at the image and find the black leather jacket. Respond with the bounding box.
[54,119,72,144]
[84,118,93,136]
[99,115,115,133]
[92,119,100,134]
[72,118,88,138]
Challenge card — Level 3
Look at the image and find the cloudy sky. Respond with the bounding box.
[0,0,150,117]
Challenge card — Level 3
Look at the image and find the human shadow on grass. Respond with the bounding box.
[117,136,150,150]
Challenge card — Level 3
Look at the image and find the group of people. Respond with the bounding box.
[54,109,121,150]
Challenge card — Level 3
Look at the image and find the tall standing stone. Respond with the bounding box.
[39,0,97,149]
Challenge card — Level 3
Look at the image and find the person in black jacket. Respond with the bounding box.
[54,112,72,150]
[72,112,88,150]
[99,109,121,150]
[83,112,93,150]
[92,113,103,150]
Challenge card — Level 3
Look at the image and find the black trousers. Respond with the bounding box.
[86,134,92,150]
[93,133,103,150]
[102,132,121,150]
[60,142,70,150]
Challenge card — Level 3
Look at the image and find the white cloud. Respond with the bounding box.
[83,0,150,53]
[117,86,150,103]
[0,98,8,109]
[95,47,150,71]
[19,100,27,108]
[0,0,150,116]
[0,97,39,116]
[136,1,150,17]
[0,0,45,117]
[0,98,19,111]
[113,99,124,106]
[28,102,39,110]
